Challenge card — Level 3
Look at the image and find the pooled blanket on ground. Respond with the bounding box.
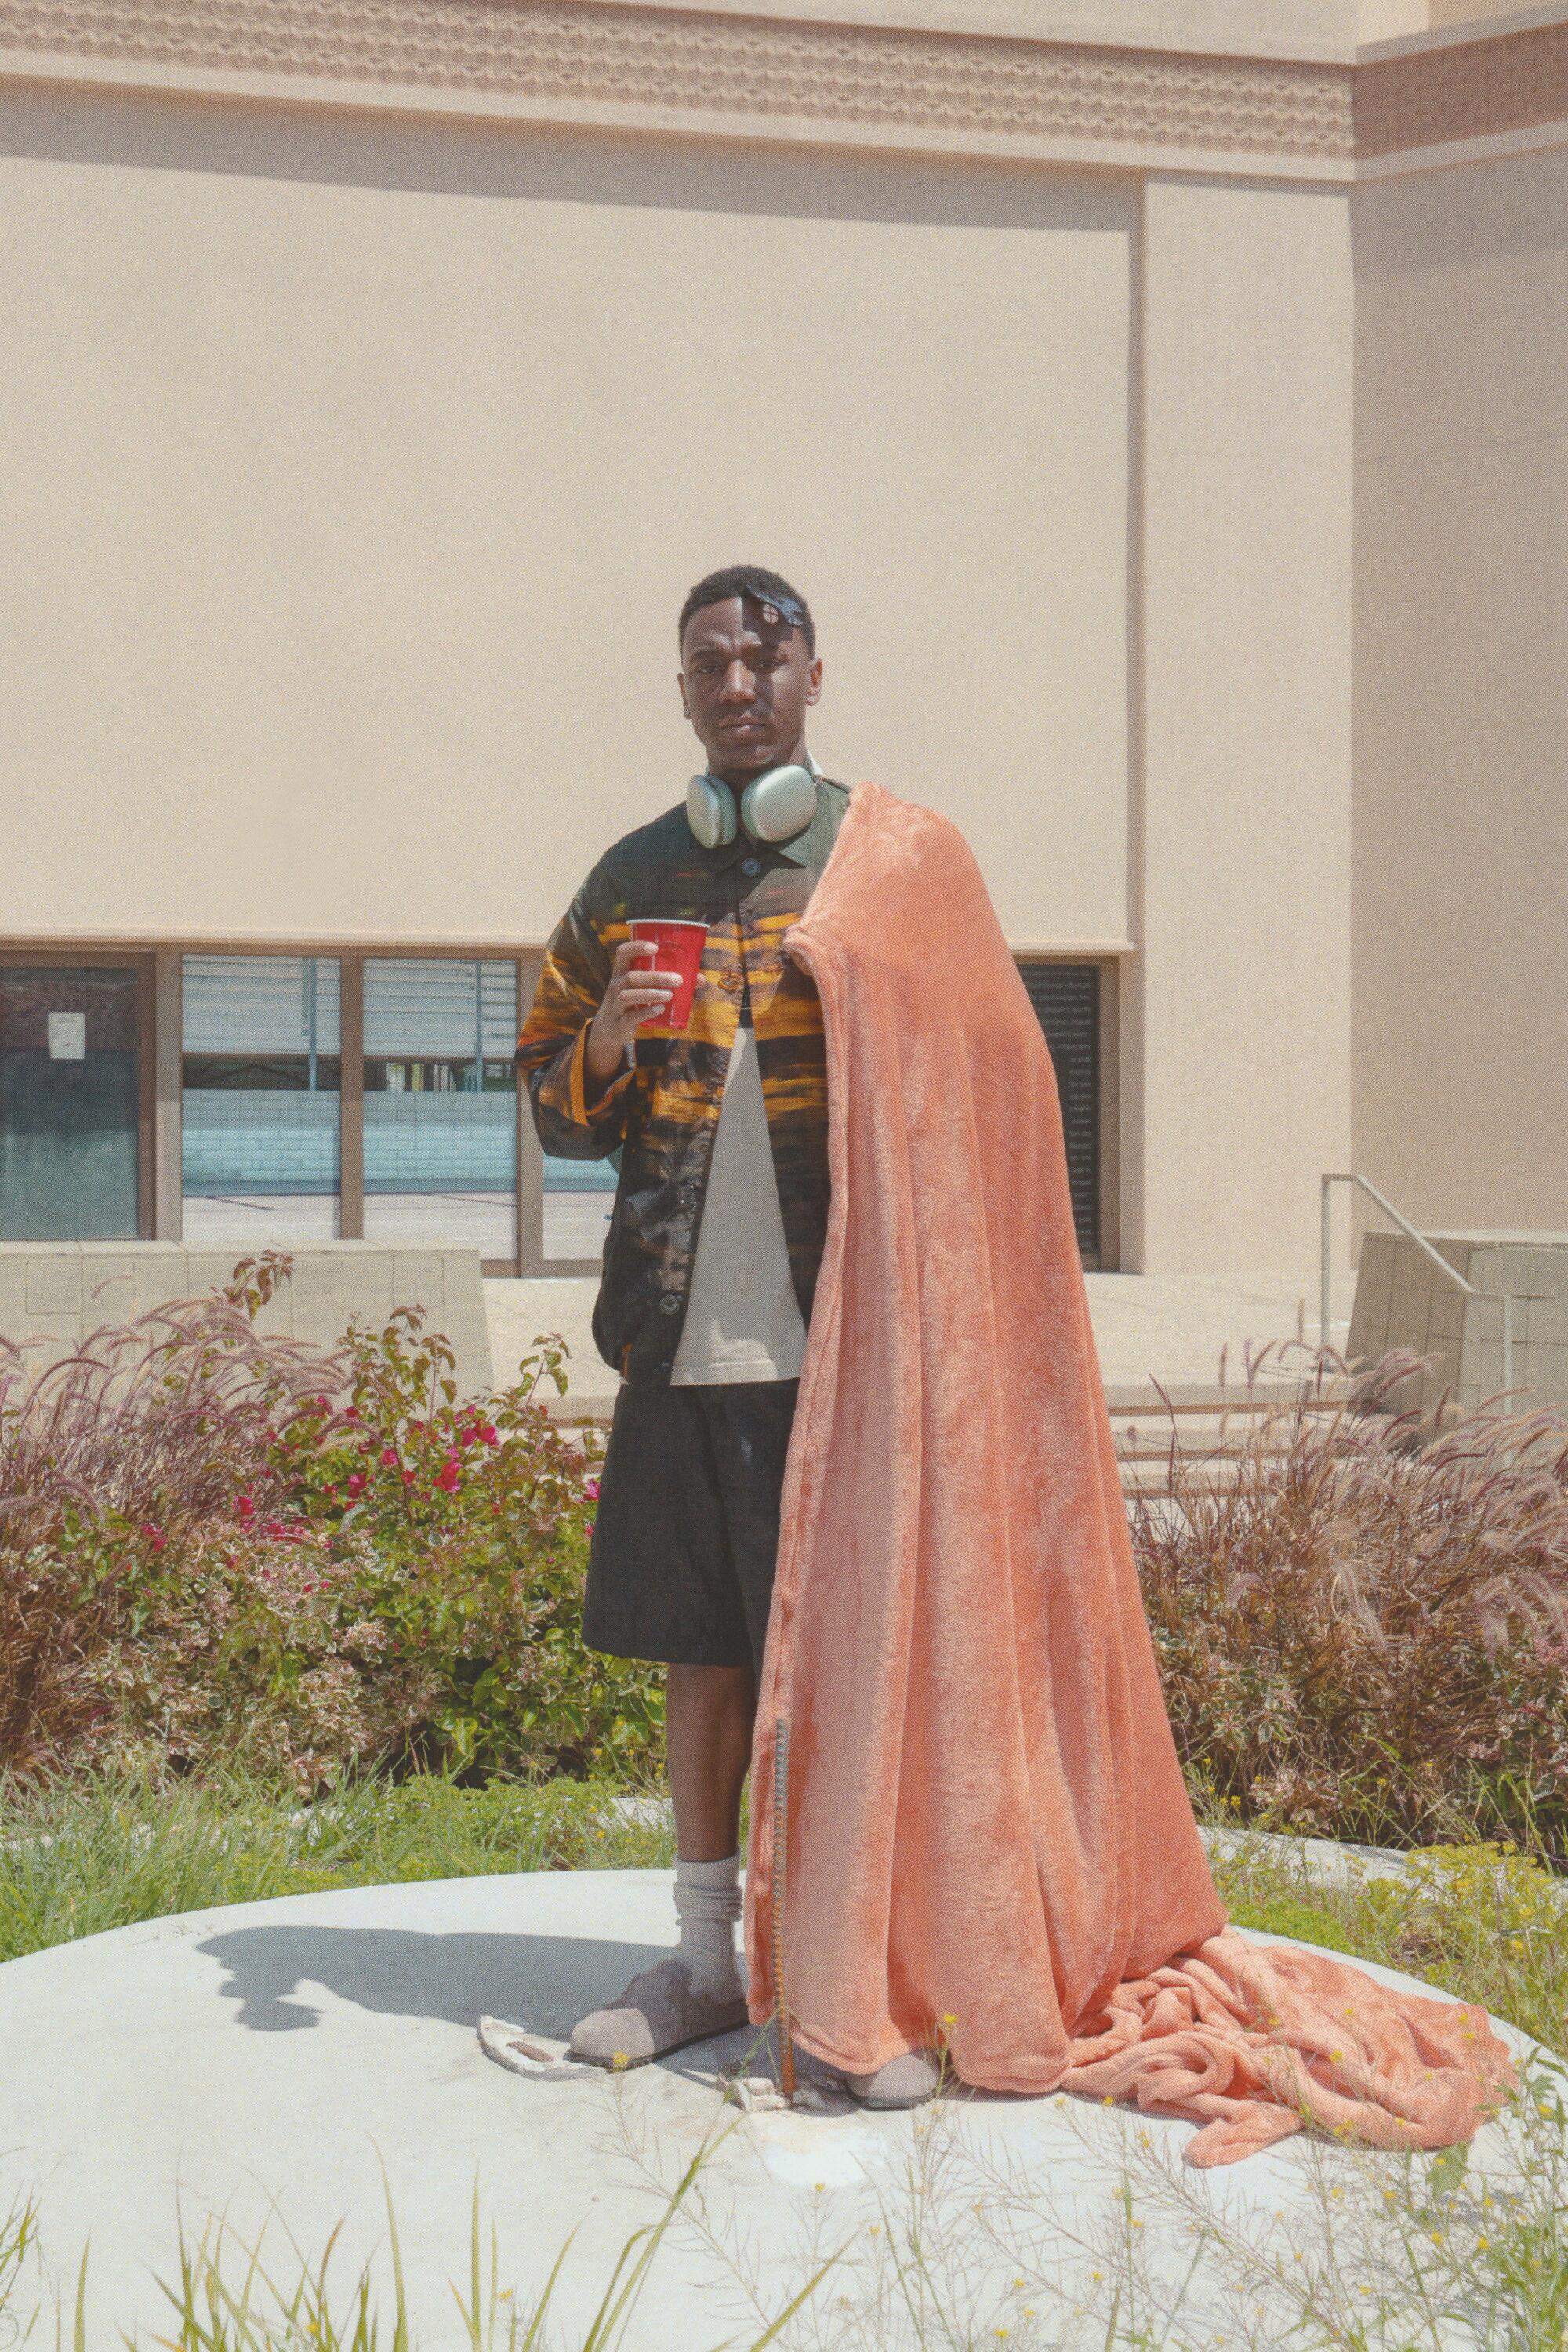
[743,783,1515,2167]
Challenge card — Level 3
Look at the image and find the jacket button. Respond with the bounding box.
[659,1294,681,1315]
[741,856,761,876]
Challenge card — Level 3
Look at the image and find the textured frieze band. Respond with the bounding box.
[1357,18,1568,158]
[4,2,1565,165]
[0,0,1356,161]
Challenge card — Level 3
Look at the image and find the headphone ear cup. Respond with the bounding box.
[740,764,818,844]
[685,774,737,849]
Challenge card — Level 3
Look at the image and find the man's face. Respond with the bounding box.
[678,595,822,784]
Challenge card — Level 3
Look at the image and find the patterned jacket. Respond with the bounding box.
[517,777,851,1384]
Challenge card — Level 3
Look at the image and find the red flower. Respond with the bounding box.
[346,1473,367,1497]
[380,1447,399,1468]
[140,1522,167,1554]
[458,1425,478,1449]
[236,1494,256,1523]
[401,1470,416,1487]
[584,1477,601,1502]
[480,1425,499,1447]
[435,1460,462,1495]
[343,1406,361,1423]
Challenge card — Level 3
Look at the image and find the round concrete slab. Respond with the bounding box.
[0,1871,1544,2348]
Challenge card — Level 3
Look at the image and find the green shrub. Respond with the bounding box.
[0,1257,662,1790]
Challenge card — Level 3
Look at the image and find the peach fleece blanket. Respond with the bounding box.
[743,784,1515,2167]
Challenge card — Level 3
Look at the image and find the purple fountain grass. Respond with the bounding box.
[1134,1341,1568,1853]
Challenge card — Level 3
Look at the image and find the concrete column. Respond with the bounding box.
[1134,175,1354,1278]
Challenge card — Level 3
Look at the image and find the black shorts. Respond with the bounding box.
[583,1377,800,1675]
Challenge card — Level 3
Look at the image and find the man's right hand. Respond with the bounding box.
[585,940,682,1087]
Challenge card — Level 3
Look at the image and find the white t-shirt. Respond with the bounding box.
[669,1014,808,1386]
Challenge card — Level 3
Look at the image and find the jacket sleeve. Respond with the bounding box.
[516,887,637,1161]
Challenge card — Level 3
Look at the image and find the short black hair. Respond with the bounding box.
[678,565,815,655]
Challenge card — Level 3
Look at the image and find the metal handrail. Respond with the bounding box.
[1320,1172,1515,1399]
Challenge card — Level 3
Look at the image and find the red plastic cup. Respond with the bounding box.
[627,918,709,1032]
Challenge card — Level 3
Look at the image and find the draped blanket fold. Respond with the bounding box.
[743,783,1515,2167]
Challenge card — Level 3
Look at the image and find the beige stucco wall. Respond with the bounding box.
[1356,0,1526,34]
[1352,145,1568,1236]
[1131,176,1355,1277]
[0,87,1133,956]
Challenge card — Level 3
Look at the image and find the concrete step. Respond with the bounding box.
[557,1384,1334,1504]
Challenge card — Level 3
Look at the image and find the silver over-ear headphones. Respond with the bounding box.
[686,760,819,851]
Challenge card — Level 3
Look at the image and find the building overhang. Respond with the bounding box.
[2,0,1566,184]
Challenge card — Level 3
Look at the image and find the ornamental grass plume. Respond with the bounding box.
[0,1254,344,1776]
[0,1256,655,1790]
[1132,1341,1568,1855]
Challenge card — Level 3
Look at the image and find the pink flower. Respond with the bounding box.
[342,1406,361,1423]
[480,1425,499,1447]
[584,1477,601,1502]
[585,1517,596,1537]
[458,1425,478,1449]
[380,1447,399,1469]
[435,1460,462,1495]
[236,1494,256,1523]
[346,1473,367,1498]
[401,1470,416,1487]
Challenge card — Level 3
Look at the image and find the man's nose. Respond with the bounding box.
[718,660,757,702]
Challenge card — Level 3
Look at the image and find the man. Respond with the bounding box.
[517,568,926,2106]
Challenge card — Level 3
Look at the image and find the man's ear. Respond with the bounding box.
[677,669,691,721]
[805,657,823,707]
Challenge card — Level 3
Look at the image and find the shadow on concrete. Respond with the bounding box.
[198,1925,670,2039]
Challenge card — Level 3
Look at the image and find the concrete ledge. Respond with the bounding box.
[1348,1230,1568,1416]
[0,1866,1544,2348]
[0,1241,494,1399]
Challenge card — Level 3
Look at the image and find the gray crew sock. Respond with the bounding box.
[673,1851,745,2001]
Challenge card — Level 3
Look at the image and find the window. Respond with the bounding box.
[543,1148,618,1265]
[363,960,517,1260]
[1016,962,1102,1265]
[182,957,341,1243]
[0,966,141,1240]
